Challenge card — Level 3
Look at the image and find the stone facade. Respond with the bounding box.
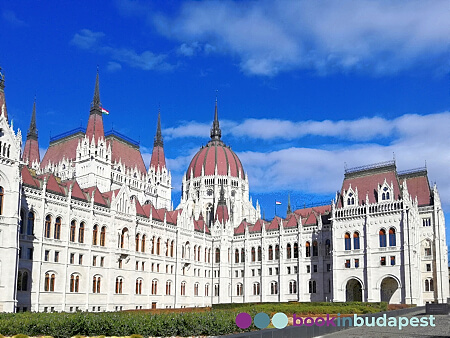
[0,70,448,313]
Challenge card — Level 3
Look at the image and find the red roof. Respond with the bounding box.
[21,167,40,188]
[338,165,400,207]
[65,180,87,201]
[266,216,282,231]
[166,209,181,225]
[85,112,104,142]
[84,186,107,206]
[215,204,229,224]
[186,141,245,179]
[41,134,82,169]
[107,136,147,175]
[150,145,166,170]
[283,213,300,228]
[135,199,147,217]
[22,138,40,165]
[234,220,249,235]
[44,174,66,195]
[399,171,431,206]
[194,213,210,233]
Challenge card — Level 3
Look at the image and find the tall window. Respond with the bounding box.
[194,245,197,261]
[353,232,360,250]
[0,186,3,215]
[286,244,292,259]
[344,233,351,250]
[27,212,35,235]
[171,241,174,257]
[136,279,143,294]
[389,228,396,246]
[270,281,278,295]
[294,242,299,258]
[289,280,297,294]
[235,249,239,263]
[181,282,186,296]
[100,226,106,246]
[258,246,262,261]
[20,209,25,234]
[78,222,85,243]
[325,239,331,256]
[215,248,220,263]
[305,242,311,257]
[141,235,146,252]
[120,228,128,248]
[312,241,318,256]
[205,284,209,296]
[251,247,256,262]
[194,283,199,296]
[379,229,387,247]
[236,283,243,296]
[115,277,123,294]
[44,215,51,238]
[135,234,140,251]
[70,220,76,242]
[241,248,245,262]
[45,273,55,292]
[157,238,161,255]
[166,281,171,295]
[93,225,98,245]
[268,245,273,260]
[308,280,317,293]
[93,276,101,293]
[275,244,280,259]
[70,274,80,292]
[54,217,61,239]
[253,283,260,295]
[17,271,28,291]
[151,236,155,254]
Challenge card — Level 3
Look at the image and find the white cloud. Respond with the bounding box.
[106,61,122,72]
[2,10,26,27]
[153,0,450,76]
[71,29,175,71]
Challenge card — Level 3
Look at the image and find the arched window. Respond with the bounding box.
[205,283,209,296]
[157,238,161,255]
[194,245,197,261]
[353,232,360,250]
[344,233,351,250]
[257,246,262,261]
[379,229,387,247]
[305,241,311,257]
[294,242,299,258]
[93,225,98,245]
[44,215,51,238]
[54,217,61,239]
[289,280,297,294]
[268,245,273,260]
[93,276,101,293]
[429,279,434,291]
[181,281,186,296]
[241,248,245,262]
[151,236,155,254]
[208,248,211,263]
[27,211,35,235]
[424,279,429,292]
[135,234,140,251]
[45,273,55,292]
[215,248,220,263]
[308,280,316,293]
[78,222,85,243]
[100,226,106,246]
[120,228,128,248]
[0,186,3,215]
[166,281,171,295]
[389,228,396,246]
[236,283,243,296]
[235,249,239,263]
[141,235,146,252]
[325,239,331,256]
[270,281,278,295]
[251,247,256,262]
[275,244,280,260]
[115,277,123,294]
[194,283,199,296]
[253,282,260,295]
[70,274,79,292]
[70,220,76,242]
[312,241,318,256]
[171,241,174,257]
[286,243,292,259]
[137,279,143,294]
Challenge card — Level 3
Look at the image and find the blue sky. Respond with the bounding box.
[1,1,450,257]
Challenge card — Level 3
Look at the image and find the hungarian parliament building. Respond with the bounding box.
[0,70,448,313]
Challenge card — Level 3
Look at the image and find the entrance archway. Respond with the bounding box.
[380,277,399,303]
[346,279,362,302]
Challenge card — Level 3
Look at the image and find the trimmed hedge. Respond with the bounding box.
[0,302,389,337]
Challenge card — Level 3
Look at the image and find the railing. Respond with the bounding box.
[345,160,395,174]
[50,127,85,143]
[105,130,139,147]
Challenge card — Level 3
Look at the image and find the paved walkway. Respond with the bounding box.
[319,310,449,338]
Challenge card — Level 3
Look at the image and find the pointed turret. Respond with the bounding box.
[209,98,222,143]
[150,110,166,170]
[215,181,229,224]
[85,70,105,142]
[287,193,292,215]
[22,99,41,165]
[0,67,8,121]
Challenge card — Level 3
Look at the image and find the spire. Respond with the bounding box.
[27,99,38,140]
[210,97,222,142]
[154,109,163,147]
[22,99,40,165]
[218,181,226,205]
[0,67,8,121]
[90,69,101,112]
[287,193,292,215]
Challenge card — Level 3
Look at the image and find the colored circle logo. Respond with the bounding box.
[254,312,271,329]
[272,312,289,329]
[235,312,252,329]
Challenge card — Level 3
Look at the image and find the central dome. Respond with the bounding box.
[186,100,245,179]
